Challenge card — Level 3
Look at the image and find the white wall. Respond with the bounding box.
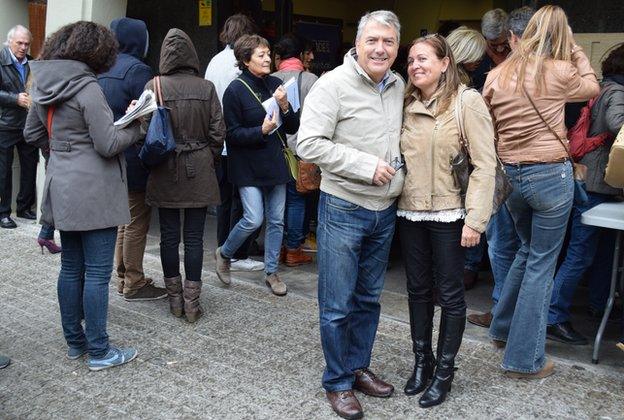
[575,33,624,80]
[46,0,127,34]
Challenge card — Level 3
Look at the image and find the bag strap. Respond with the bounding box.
[454,87,469,153]
[154,76,164,107]
[522,85,574,162]
[46,105,55,137]
[236,77,288,149]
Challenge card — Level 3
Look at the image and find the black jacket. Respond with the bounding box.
[222,69,299,186]
[0,46,30,146]
[98,18,153,192]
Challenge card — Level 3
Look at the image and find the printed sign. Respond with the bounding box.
[199,0,212,26]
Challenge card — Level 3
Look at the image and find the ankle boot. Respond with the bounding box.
[419,312,466,408]
[164,276,184,318]
[404,301,435,395]
[183,279,203,323]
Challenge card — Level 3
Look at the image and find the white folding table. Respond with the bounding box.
[580,201,624,363]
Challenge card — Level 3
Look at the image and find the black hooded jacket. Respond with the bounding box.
[98,17,153,192]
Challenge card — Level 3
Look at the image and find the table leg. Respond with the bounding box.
[592,230,621,364]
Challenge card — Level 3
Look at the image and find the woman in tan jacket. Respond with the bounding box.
[483,5,599,380]
[399,34,496,407]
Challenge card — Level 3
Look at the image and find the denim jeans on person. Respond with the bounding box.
[285,180,308,249]
[58,227,117,358]
[399,218,466,316]
[317,192,396,392]
[221,185,286,274]
[158,207,207,282]
[548,192,615,325]
[489,161,573,373]
[39,224,55,240]
[486,203,520,305]
[464,236,485,273]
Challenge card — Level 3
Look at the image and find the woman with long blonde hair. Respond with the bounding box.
[399,34,496,407]
[446,26,487,86]
[483,5,599,379]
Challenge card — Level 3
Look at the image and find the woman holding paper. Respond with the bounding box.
[216,34,299,296]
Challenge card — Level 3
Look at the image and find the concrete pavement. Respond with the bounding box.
[1,218,623,419]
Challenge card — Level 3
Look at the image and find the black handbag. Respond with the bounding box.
[139,76,176,166]
[451,87,513,214]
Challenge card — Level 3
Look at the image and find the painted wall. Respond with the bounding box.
[46,0,127,34]
[0,0,29,38]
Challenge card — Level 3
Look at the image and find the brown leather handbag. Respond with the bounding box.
[296,161,321,193]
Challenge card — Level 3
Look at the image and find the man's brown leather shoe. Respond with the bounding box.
[326,390,363,420]
[353,368,394,398]
[467,311,492,328]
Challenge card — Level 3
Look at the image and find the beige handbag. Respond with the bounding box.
[604,125,624,188]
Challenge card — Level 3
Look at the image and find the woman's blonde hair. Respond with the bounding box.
[498,5,572,94]
[405,34,462,116]
[446,26,486,85]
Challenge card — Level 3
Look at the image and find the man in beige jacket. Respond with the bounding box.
[297,10,405,420]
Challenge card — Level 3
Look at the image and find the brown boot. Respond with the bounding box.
[285,246,313,267]
[164,276,184,318]
[326,390,363,420]
[183,280,203,323]
[467,311,492,328]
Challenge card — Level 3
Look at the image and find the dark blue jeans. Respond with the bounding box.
[486,203,520,304]
[464,236,486,272]
[285,181,308,249]
[39,224,55,240]
[58,227,117,358]
[317,192,396,392]
[548,192,615,325]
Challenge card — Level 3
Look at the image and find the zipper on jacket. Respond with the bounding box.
[429,121,438,208]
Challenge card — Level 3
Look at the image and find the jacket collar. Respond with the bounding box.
[344,48,397,92]
[0,47,28,91]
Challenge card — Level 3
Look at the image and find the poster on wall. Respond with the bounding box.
[199,0,212,26]
[294,20,342,75]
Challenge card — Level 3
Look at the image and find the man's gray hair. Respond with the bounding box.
[356,10,401,44]
[507,6,535,38]
[481,8,508,41]
[4,25,31,46]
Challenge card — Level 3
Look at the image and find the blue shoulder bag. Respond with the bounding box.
[139,76,176,166]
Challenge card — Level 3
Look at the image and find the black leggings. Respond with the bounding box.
[159,207,207,281]
[399,218,467,317]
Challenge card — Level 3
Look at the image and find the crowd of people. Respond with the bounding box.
[0,3,623,419]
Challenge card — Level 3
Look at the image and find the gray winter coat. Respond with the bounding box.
[580,79,624,195]
[23,59,141,231]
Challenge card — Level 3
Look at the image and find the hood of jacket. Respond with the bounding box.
[110,17,149,59]
[29,60,96,105]
[159,28,200,76]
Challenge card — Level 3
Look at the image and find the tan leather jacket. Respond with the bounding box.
[398,85,497,233]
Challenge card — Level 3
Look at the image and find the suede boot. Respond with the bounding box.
[404,301,436,395]
[183,279,203,323]
[419,313,465,408]
[164,276,184,318]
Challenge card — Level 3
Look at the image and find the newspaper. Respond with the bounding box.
[113,89,157,128]
[262,77,299,134]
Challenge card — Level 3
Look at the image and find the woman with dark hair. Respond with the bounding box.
[546,43,624,345]
[399,34,496,407]
[272,33,318,266]
[145,29,224,323]
[215,34,299,296]
[23,21,142,371]
[483,5,599,378]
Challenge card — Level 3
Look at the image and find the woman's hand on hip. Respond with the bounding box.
[261,110,279,135]
[461,225,481,248]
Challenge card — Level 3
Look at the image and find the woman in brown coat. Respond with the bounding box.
[145,28,225,322]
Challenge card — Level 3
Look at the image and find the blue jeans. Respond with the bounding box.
[464,237,486,272]
[285,181,308,249]
[317,192,396,391]
[490,162,573,373]
[548,192,614,324]
[222,184,286,274]
[486,203,520,305]
[58,227,117,358]
[39,224,55,240]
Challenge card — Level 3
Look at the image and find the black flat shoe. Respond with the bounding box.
[546,322,588,345]
[0,216,17,229]
[17,209,36,220]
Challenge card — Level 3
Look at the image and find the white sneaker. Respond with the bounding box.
[230,258,265,272]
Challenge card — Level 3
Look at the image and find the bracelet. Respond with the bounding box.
[571,45,582,54]
[281,108,290,115]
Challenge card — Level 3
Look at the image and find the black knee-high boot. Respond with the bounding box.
[404,301,436,395]
[418,312,465,408]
